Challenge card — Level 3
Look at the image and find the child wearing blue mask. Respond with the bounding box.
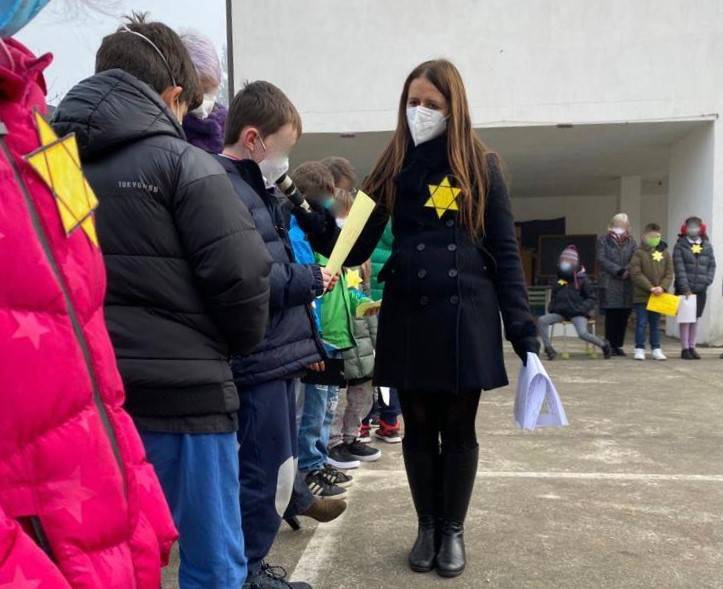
[538,245,612,360]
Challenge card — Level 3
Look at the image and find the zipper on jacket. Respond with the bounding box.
[1,135,126,488]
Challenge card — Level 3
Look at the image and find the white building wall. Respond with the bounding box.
[667,125,722,343]
[231,0,723,133]
[231,0,722,343]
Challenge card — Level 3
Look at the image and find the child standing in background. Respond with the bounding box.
[332,190,383,463]
[673,217,716,359]
[629,223,673,361]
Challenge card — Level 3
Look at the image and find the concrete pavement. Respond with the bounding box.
[164,338,723,588]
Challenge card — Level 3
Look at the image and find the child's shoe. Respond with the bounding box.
[602,341,612,359]
[652,348,667,361]
[327,445,360,470]
[634,348,646,361]
[358,423,372,443]
[346,440,381,462]
[375,419,402,444]
[681,349,693,360]
[544,346,558,361]
[305,469,348,500]
[689,348,701,360]
[321,463,353,488]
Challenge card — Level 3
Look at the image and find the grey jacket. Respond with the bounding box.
[673,236,716,294]
[596,233,637,309]
[342,313,378,383]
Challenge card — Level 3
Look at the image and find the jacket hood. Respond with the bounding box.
[182,103,228,154]
[52,69,185,160]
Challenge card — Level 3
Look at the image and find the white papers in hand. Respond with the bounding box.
[514,353,569,431]
[379,386,391,406]
[676,295,697,324]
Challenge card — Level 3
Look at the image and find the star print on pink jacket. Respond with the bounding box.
[0,38,177,589]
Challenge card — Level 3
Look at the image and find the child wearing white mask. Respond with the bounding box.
[673,216,716,359]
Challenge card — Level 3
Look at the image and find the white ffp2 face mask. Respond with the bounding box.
[406,106,447,146]
[191,92,217,120]
[259,154,290,185]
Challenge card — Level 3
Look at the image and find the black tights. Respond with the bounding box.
[399,390,482,453]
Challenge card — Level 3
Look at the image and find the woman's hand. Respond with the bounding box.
[650,286,664,296]
[308,361,325,372]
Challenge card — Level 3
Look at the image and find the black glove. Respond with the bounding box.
[512,336,540,366]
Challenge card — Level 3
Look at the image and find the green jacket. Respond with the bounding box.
[369,221,393,301]
[315,256,371,350]
[628,242,674,304]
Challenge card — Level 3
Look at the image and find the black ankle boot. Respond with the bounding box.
[436,447,479,578]
[403,443,440,573]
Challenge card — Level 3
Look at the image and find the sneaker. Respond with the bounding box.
[681,348,693,360]
[346,440,381,462]
[327,444,361,470]
[243,561,312,589]
[374,420,402,444]
[634,348,646,361]
[613,347,627,357]
[652,348,667,361]
[545,346,557,361]
[304,469,348,500]
[602,341,612,359]
[358,423,372,443]
[689,348,701,360]
[321,463,354,487]
[367,415,381,430]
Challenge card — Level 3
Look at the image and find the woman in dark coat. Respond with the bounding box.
[596,213,638,355]
[347,59,539,578]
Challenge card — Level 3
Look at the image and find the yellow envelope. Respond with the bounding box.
[646,292,680,316]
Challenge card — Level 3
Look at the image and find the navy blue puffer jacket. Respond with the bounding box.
[215,155,325,386]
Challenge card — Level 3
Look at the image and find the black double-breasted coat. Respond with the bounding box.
[347,135,538,394]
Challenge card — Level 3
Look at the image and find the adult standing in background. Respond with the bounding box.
[597,213,637,356]
[181,30,227,153]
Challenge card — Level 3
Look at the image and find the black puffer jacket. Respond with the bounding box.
[548,269,597,319]
[673,235,716,295]
[52,70,272,433]
[215,155,324,386]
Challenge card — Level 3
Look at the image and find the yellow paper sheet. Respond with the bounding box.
[646,292,680,316]
[325,190,376,276]
[355,300,382,319]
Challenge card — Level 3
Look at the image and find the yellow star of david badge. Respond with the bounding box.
[24,111,99,246]
[346,269,363,290]
[652,251,664,262]
[425,176,461,219]
[691,244,703,255]
[558,279,568,286]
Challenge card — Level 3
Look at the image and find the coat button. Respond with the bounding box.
[450,295,460,305]
[448,269,458,278]
[446,219,455,228]
[416,243,426,252]
[418,269,427,278]
[420,296,429,306]
[447,243,457,252]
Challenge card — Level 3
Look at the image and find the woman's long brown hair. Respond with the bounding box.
[363,59,492,235]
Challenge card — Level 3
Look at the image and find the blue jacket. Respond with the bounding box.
[215,155,324,385]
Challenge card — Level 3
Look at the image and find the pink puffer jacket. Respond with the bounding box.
[0,39,177,588]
